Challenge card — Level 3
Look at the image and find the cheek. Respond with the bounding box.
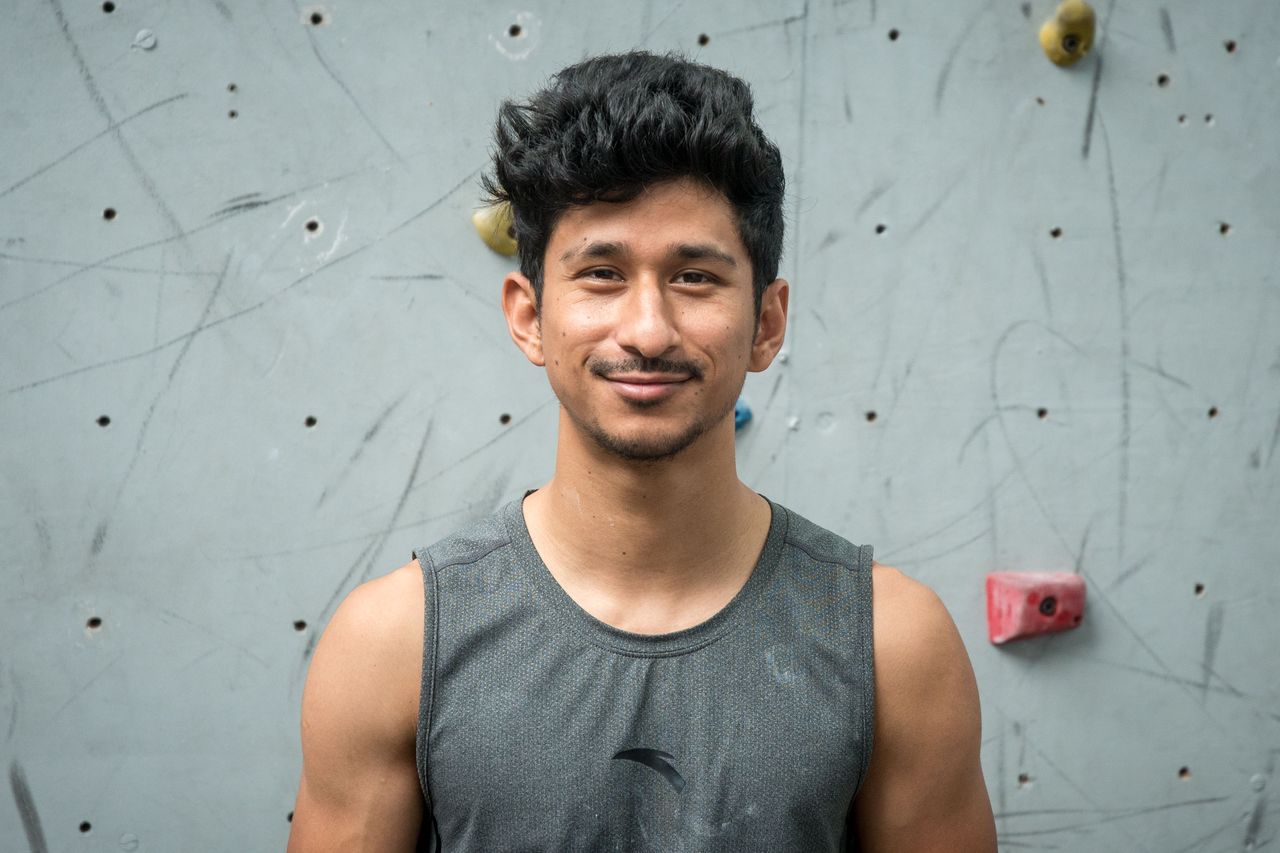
[540,314,600,368]
[700,319,755,364]
[557,315,610,354]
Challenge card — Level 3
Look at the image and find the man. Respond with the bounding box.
[288,51,996,852]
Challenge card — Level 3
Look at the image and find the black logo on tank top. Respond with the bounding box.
[612,748,686,794]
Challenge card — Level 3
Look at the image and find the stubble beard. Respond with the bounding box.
[566,391,739,464]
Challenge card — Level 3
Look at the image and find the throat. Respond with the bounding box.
[521,482,773,634]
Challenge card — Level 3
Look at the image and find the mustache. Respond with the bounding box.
[589,357,704,380]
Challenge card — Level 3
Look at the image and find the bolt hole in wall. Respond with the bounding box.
[1179,766,1192,780]
[875,223,887,235]
[1219,222,1231,236]
[508,23,522,37]
[888,28,900,41]
[310,11,324,26]
[1195,582,1206,597]
[1037,407,1049,420]
[1157,73,1170,88]
[294,620,307,631]
[80,822,91,833]
[87,617,102,630]
[305,218,320,233]
[97,415,110,427]
[697,33,710,46]
[1049,226,1062,239]
[865,411,877,423]
[1225,39,1237,53]
[1017,772,1031,788]
[1176,107,1217,129]
[1208,406,1219,419]
[103,207,116,221]
[102,1,114,12]
[499,413,512,425]
[304,415,317,427]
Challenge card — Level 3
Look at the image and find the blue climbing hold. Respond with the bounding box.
[734,398,752,431]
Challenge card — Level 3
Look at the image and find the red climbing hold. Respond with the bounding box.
[986,572,1086,645]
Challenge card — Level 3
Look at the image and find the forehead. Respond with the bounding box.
[545,177,746,265]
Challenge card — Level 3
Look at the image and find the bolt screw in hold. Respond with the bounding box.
[1039,596,1058,616]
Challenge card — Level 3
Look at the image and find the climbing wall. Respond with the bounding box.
[2,0,1277,850]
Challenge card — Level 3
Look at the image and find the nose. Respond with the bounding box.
[614,278,681,359]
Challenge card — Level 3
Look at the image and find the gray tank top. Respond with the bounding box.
[411,493,875,852]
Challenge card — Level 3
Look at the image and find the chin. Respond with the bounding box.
[582,419,713,463]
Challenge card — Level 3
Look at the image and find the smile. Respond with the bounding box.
[603,374,691,403]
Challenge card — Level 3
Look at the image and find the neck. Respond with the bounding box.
[524,407,768,600]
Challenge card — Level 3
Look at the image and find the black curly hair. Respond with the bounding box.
[480,50,786,315]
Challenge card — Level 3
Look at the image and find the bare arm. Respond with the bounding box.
[287,563,426,852]
[854,565,997,852]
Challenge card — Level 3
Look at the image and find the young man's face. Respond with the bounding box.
[503,177,787,463]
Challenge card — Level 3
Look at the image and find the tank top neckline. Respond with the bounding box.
[502,489,789,658]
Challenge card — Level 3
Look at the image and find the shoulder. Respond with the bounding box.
[773,501,872,569]
[869,562,974,712]
[340,559,424,636]
[870,563,959,659]
[413,503,515,574]
[306,559,425,737]
[291,560,428,848]
[854,563,996,849]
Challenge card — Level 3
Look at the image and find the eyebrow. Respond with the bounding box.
[560,240,627,263]
[670,242,738,267]
[559,241,738,267]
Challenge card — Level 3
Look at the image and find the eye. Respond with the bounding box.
[674,270,716,285]
[583,267,622,281]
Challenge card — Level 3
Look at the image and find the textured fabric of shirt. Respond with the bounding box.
[410,493,875,852]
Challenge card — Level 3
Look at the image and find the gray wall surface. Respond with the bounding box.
[2,0,1278,850]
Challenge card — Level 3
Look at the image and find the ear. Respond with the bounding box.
[502,271,544,366]
[749,278,789,372]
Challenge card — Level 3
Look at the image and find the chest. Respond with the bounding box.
[424,634,870,852]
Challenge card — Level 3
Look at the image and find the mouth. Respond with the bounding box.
[605,373,692,385]
[602,373,692,403]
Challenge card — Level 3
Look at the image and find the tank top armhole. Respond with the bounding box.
[412,548,439,811]
[852,543,876,797]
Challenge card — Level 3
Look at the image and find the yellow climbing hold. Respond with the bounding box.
[1039,0,1096,67]
[472,202,518,257]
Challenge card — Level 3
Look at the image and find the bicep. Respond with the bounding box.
[853,568,996,853]
[287,571,426,852]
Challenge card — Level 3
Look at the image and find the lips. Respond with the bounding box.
[606,374,691,385]
[603,373,691,403]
